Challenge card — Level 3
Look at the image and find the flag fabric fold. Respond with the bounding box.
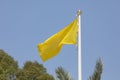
[37,18,78,62]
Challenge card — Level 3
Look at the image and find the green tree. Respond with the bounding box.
[88,58,103,80]
[36,73,55,80]
[16,69,27,80]
[0,66,6,80]
[23,61,46,79]
[0,49,54,80]
[16,61,54,80]
[0,49,18,80]
[55,67,73,80]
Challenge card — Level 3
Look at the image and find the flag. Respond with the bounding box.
[37,18,78,62]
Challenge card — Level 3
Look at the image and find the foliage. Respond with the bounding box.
[0,49,18,80]
[16,69,27,80]
[88,58,103,80]
[0,49,54,80]
[36,73,55,80]
[0,49,104,80]
[55,67,73,80]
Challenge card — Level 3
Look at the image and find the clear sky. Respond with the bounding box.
[0,0,120,80]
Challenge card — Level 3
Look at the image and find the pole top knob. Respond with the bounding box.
[77,10,82,16]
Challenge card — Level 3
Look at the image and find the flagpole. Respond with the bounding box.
[77,10,82,80]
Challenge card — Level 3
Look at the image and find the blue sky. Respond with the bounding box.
[0,0,120,80]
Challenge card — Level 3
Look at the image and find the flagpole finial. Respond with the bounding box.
[77,10,82,16]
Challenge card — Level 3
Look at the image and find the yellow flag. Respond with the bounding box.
[38,18,78,62]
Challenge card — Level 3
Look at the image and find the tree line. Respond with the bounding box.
[0,49,103,80]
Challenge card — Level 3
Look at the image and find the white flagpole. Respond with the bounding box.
[77,10,82,80]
